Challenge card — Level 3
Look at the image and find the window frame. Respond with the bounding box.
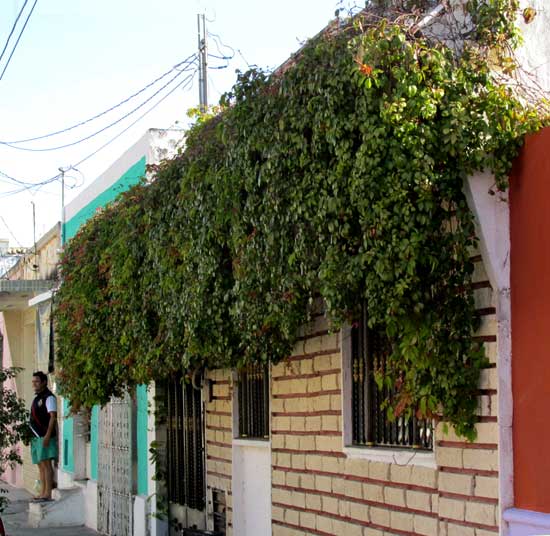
[232,362,270,442]
[341,323,436,467]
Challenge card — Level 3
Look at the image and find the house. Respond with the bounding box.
[52,3,550,536]
[0,223,60,490]
[55,128,185,533]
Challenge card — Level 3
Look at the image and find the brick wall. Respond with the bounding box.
[205,253,498,536]
[205,369,234,535]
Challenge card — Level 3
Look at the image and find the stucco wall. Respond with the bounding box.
[509,126,550,514]
[7,223,60,282]
[0,313,24,487]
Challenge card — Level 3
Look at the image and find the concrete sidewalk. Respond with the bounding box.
[1,481,100,536]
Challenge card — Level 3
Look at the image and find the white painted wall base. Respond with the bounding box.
[56,468,75,489]
[84,480,98,531]
[505,508,550,535]
[134,495,148,536]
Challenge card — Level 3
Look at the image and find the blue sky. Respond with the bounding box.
[0,0,348,246]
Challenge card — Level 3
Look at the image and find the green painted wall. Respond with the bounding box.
[136,384,149,495]
[62,156,147,476]
[64,157,146,241]
[62,399,73,471]
[90,406,99,480]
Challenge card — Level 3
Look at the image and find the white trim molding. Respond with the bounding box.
[464,171,514,533]
[343,446,436,468]
[504,508,550,536]
[28,290,53,307]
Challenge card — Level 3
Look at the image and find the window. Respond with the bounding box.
[212,488,227,535]
[237,362,269,439]
[351,303,432,450]
[163,374,205,510]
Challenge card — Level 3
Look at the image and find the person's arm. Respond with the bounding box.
[43,396,57,448]
[43,411,57,447]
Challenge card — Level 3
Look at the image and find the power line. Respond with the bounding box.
[207,31,236,60]
[0,0,30,66]
[1,53,198,145]
[1,56,198,152]
[74,67,198,168]
[0,0,39,81]
[0,215,23,247]
[0,66,198,199]
[237,49,253,69]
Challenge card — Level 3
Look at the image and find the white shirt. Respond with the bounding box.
[45,395,57,413]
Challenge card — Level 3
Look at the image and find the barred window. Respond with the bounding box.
[237,362,269,439]
[351,304,433,450]
[163,374,205,510]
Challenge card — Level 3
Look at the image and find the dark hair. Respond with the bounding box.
[32,371,48,384]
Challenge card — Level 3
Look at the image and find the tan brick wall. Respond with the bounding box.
[205,368,233,534]
[206,253,499,535]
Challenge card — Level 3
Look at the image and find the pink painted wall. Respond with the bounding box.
[0,313,23,487]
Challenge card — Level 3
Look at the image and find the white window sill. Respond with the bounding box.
[232,438,270,449]
[344,445,436,468]
[504,508,550,534]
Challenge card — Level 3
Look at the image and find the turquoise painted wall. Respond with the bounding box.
[64,157,146,241]
[90,406,99,480]
[62,156,147,480]
[62,399,73,471]
[136,384,149,495]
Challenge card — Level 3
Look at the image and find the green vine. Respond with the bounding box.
[55,3,543,439]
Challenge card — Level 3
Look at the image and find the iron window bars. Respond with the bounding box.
[351,304,433,450]
[212,488,226,535]
[164,374,206,511]
[237,362,269,439]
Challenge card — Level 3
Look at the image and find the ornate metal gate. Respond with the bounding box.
[98,394,135,536]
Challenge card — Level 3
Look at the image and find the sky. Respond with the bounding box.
[0,0,351,248]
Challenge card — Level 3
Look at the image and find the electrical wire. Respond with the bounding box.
[207,31,236,60]
[237,49,253,69]
[0,65,198,199]
[0,0,29,66]
[0,0,39,81]
[73,67,198,168]
[1,56,198,152]
[0,215,23,247]
[0,172,60,198]
[1,53,198,145]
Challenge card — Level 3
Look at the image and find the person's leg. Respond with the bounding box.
[37,461,46,498]
[43,460,53,499]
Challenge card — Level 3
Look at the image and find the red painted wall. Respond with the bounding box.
[510,127,550,512]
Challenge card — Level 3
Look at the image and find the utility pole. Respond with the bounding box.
[59,167,66,247]
[197,13,208,112]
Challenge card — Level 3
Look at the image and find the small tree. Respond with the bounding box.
[0,366,30,512]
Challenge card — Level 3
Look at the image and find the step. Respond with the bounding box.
[28,487,85,528]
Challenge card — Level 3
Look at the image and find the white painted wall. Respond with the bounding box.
[465,172,513,534]
[516,0,550,93]
[232,440,272,536]
[65,128,185,223]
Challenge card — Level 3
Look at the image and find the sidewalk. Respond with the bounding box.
[1,481,100,536]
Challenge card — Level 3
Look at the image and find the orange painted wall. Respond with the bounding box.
[510,127,550,512]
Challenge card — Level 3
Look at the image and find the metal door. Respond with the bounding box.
[97,394,135,536]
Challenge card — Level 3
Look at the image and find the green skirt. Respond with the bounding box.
[30,437,58,464]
